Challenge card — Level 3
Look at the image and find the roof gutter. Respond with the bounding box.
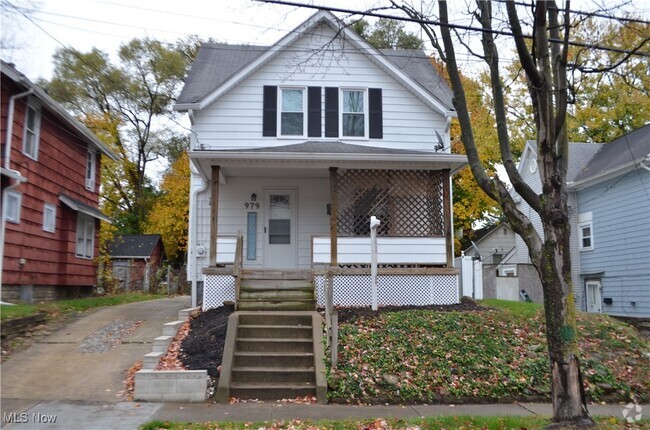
[567,159,642,190]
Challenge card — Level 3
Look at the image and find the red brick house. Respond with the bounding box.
[1,61,117,303]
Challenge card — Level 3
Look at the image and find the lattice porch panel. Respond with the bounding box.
[336,169,445,237]
[314,274,459,306]
[203,275,235,311]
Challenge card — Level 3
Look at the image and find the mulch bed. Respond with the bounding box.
[179,304,234,376]
[176,302,484,376]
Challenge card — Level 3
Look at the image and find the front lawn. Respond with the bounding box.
[0,292,166,321]
[327,300,649,404]
[141,416,648,430]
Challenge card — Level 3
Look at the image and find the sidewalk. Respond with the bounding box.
[1,400,646,430]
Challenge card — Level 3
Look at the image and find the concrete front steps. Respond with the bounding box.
[237,270,315,311]
[216,311,326,404]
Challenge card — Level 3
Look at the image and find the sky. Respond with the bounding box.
[3,0,648,81]
[1,0,384,80]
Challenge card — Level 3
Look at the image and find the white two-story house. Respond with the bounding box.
[174,11,467,309]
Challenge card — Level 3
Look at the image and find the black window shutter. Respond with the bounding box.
[325,87,339,138]
[369,88,383,139]
[263,86,277,137]
[307,87,321,137]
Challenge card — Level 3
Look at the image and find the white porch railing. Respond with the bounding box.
[312,236,447,265]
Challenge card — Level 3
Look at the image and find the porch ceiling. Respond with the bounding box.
[189,142,468,181]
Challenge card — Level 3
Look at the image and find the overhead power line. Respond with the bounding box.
[255,0,650,58]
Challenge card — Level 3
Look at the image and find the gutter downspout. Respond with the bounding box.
[1,88,34,304]
[189,160,208,308]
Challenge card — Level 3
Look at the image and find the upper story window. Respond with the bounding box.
[341,89,366,138]
[3,190,22,224]
[43,203,56,233]
[23,99,42,160]
[279,88,305,136]
[578,211,593,251]
[86,150,96,191]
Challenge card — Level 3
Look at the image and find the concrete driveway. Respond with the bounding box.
[1,296,189,404]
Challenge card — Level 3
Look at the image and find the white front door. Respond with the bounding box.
[263,189,298,269]
[586,280,602,313]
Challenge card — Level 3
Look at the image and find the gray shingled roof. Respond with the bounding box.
[177,44,266,105]
[177,43,454,110]
[222,141,436,155]
[108,234,164,259]
[567,142,602,182]
[573,124,650,183]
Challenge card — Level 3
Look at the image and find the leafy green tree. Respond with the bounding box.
[350,18,423,49]
[45,37,194,233]
[145,149,190,266]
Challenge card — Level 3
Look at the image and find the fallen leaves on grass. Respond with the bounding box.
[328,307,649,404]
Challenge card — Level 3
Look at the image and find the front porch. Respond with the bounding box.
[191,142,466,310]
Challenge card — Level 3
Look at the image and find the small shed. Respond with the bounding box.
[107,234,167,291]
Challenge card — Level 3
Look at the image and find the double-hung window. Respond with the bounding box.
[341,89,366,137]
[578,212,594,251]
[76,213,95,259]
[23,100,41,160]
[3,190,22,223]
[43,203,56,233]
[279,88,305,136]
[86,150,96,191]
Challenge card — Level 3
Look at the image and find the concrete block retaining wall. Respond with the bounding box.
[135,370,207,402]
[134,307,208,402]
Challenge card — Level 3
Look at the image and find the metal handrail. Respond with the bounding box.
[233,232,243,308]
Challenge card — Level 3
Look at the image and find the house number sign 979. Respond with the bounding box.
[244,202,260,210]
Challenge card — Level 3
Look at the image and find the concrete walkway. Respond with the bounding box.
[1,296,189,405]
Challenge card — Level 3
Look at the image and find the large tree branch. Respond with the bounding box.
[476,1,542,212]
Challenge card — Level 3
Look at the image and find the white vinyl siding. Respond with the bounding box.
[75,213,95,259]
[312,237,446,265]
[43,203,56,233]
[191,22,447,152]
[4,190,22,223]
[85,150,96,190]
[22,100,41,160]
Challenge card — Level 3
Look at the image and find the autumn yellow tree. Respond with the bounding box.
[145,151,190,266]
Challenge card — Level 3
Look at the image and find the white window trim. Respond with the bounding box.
[85,149,96,191]
[22,98,42,160]
[578,211,594,251]
[4,190,22,224]
[75,213,95,259]
[339,88,368,140]
[277,86,307,138]
[43,203,57,233]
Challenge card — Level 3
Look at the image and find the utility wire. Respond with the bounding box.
[255,0,650,58]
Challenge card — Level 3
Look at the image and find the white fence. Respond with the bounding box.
[457,255,483,300]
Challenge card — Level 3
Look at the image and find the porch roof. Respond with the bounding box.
[189,141,468,181]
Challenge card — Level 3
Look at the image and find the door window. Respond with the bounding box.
[269,194,291,244]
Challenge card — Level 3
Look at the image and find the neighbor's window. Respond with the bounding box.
[341,89,366,137]
[75,213,95,258]
[4,190,22,223]
[279,88,304,136]
[578,211,594,251]
[23,100,41,160]
[43,203,56,233]
[85,150,96,191]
